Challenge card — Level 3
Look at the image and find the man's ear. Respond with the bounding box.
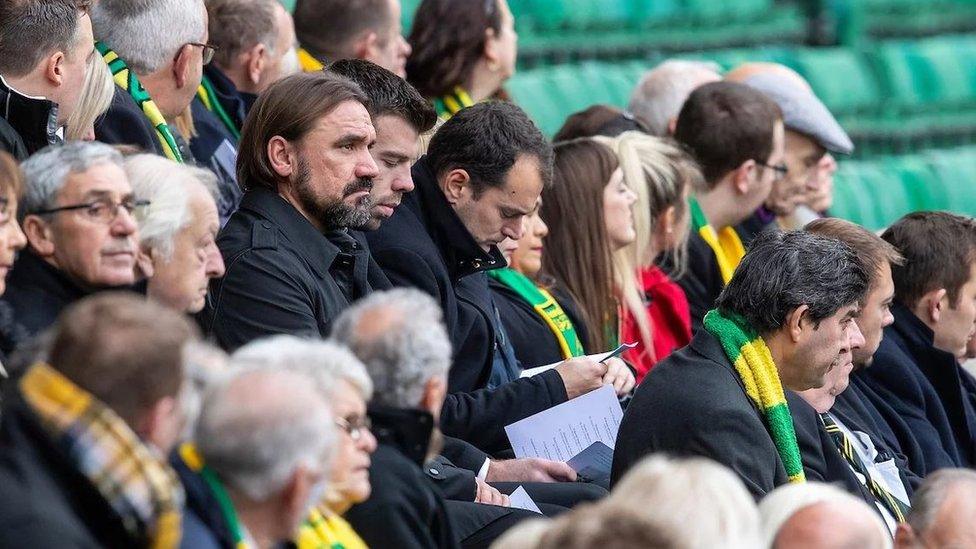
[926,288,950,324]
[482,28,501,71]
[731,160,757,195]
[893,523,917,549]
[22,215,56,258]
[354,31,380,63]
[45,52,67,87]
[281,464,314,528]
[441,169,471,205]
[666,117,678,136]
[172,44,192,89]
[787,304,812,343]
[244,43,268,86]
[135,245,155,279]
[419,376,447,419]
[268,136,298,182]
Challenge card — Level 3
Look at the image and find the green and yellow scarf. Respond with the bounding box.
[690,198,745,284]
[703,309,805,484]
[298,47,325,72]
[488,268,584,359]
[96,41,183,163]
[432,86,474,120]
[21,363,185,548]
[180,443,250,549]
[196,75,241,140]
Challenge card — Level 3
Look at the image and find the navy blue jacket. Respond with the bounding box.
[365,157,568,454]
[95,85,163,155]
[855,303,976,474]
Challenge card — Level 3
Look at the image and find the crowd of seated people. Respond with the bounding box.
[0,0,976,548]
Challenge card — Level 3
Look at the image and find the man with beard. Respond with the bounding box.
[204,71,390,350]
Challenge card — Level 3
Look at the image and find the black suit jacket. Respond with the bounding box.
[365,157,568,453]
[855,303,974,474]
[664,231,723,334]
[204,188,389,350]
[611,330,789,498]
[95,85,163,155]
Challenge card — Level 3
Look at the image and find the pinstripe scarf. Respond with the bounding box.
[703,309,805,484]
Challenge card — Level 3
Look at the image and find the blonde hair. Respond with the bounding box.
[65,55,115,141]
[593,131,703,361]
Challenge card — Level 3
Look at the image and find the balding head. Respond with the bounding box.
[331,288,451,413]
[896,469,976,549]
[627,59,721,136]
[761,482,891,549]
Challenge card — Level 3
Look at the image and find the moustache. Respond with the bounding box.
[343,178,373,197]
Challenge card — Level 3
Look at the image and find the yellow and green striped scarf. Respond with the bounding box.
[690,197,745,284]
[432,86,474,120]
[297,47,325,72]
[703,309,805,484]
[96,42,183,163]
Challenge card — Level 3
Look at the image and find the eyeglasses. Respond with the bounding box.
[335,415,372,441]
[756,160,789,181]
[32,197,150,224]
[186,42,219,65]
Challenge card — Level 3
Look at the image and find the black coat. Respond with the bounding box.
[0,390,136,548]
[203,188,390,351]
[855,303,976,474]
[95,85,164,155]
[611,330,789,498]
[665,231,723,334]
[0,75,60,158]
[489,277,591,368]
[365,157,569,454]
[0,249,91,357]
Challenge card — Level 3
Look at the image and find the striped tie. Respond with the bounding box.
[820,413,911,522]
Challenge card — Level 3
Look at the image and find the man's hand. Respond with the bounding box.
[486,458,578,483]
[555,357,608,399]
[474,478,510,507]
[602,357,636,396]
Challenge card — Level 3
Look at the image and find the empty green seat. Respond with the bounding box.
[794,48,882,116]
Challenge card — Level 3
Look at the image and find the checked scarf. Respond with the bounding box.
[703,309,806,484]
[96,41,184,163]
[20,363,184,548]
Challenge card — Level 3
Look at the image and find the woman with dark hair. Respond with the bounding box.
[0,152,30,371]
[541,138,643,359]
[406,0,517,119]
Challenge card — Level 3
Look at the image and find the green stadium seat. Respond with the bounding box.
[793,48,882,116]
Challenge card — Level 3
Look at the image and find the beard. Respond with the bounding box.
[294,158,373,231]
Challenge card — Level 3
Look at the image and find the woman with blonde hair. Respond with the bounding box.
[593,131,704,381]
[65,56,115,141]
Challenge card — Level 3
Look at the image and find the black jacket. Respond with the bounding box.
[365,157,568,453]
[0,390,137,548]
[204,188,389,351]
[0,249,90,357]
[856,303,976,473]
[611,330,789,498]
[95,85,163,155]
[665,231,723,333]
[490,277,591,368]
[0,75,60,158]
[170,452,234,549]
[346,404,459,549]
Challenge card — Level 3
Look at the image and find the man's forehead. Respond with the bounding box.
[311,102,374,134]
[64,163,131,196]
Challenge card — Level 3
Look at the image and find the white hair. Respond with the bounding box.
[628,59,722,136]
[905,468,976,538]
[331,288,452,409]
[759,482,892,549]
[195,368,335,501]
[607,455,762,548]
[178,340,229,443]
[66,56,116,140]
[125,154,219,260]
[20,141,124,215]
[232,335,374,401]
[91,0,207,74]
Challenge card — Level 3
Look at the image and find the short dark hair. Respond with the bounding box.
[294,0,391,62]
[715,230,868,334]
[49,292,197,428]
[406,0,503,98]
[205,0,279,69]
[0,0,91,77]
[553,105,650,142]
[674,81,783,186]
[237,71,369,192]
[882,211,976,309]
[806,217,905,292]
[427,101,553,197]
[327,59,437,134]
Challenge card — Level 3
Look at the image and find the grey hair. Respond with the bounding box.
[178,340,229,443]
[205,0,280,68]
[232,334,374,401]
[66,55,116,140]
[196,368,335,501]
[715,230,869,334]
[906,468,976,537]
[331,288,452,409]
[607,455,761,548]
[627,59,722,136]
[759,482,891,549]
[90,0,207,74]
[125,154,219,260]
[20,141,124,217]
